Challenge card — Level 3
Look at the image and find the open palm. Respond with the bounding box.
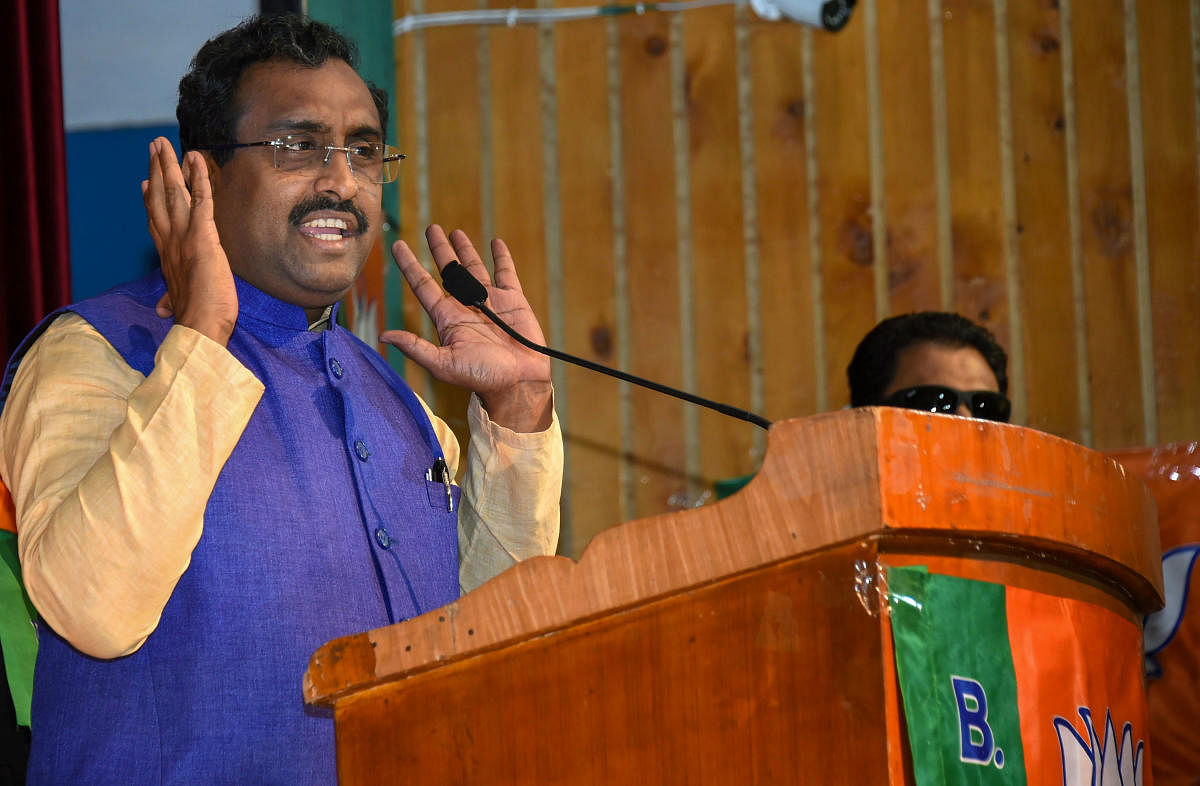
[382,225,553,432]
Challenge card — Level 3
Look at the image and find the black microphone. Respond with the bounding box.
[440,261,772,431]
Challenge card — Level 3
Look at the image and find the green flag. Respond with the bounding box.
[888,566,1027,785]
[0,530,36,727]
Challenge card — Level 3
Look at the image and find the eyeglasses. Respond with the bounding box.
[200,134,406,184]
[878,385,1012,423]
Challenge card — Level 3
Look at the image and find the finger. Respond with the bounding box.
[183,152,214,220]
[446,228,492,285]
[489,237,524,294]
[144,140,170,243]
[379,329,449,379]
[423,224,459,273]
[391,239,454,315]
[145,138,191,244]
[155,293,175,318]
[156,140,191,229]
[142,179,165,250]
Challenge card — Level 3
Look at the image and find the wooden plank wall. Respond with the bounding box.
[388,0,1200,559]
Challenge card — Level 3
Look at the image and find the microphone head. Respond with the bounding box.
[441,261,489,307]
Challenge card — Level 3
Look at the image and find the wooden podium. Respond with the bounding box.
[304,408,1162,784]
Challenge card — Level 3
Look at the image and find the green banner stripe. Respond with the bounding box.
[0,531,35,726]
[888,566,1027,785]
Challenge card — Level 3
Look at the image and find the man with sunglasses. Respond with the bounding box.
[716,311,1010,500]
[847,311,1011,423]
[0,14,561,784]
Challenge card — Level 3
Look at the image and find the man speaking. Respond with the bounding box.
[0,13,562,783]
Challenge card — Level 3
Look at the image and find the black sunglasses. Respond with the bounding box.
[878,385,1011,423]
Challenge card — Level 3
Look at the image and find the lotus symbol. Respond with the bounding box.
[1053,707,1143,786]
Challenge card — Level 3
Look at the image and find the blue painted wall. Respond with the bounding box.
[66,125,179,300]
[61,0,255,300]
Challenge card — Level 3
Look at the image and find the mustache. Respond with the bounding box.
[288,197,369,234]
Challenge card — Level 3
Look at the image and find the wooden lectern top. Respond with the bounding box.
[305,407,1161,708]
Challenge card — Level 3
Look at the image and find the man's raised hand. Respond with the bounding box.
[382,225,554,433]
[142,137,238,345]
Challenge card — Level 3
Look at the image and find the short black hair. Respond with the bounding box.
[177,13,389,165]
[846,312,1009,407]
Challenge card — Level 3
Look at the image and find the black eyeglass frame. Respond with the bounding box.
[198,136,407,184]
[876,385,1012,423]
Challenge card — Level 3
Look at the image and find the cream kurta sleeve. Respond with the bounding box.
[0,314,264,658]
[0,314,561,658]
[424,395,562,594]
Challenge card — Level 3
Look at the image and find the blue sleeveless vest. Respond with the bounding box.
[4,272,460,784]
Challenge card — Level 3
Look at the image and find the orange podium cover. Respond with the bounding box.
[1107,442,1200,785]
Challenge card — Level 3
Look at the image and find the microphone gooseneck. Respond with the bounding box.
[440,261,772,431]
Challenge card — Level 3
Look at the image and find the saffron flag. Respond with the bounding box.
[888,566,1151,785]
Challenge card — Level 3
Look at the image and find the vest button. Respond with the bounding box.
[375,527,391,548]
[354,440,369,461]
[329,358,344,379]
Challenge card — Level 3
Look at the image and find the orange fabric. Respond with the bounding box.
[0,481,15,535]
[1006,586,1151,784]
[1107,443,1200,785]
